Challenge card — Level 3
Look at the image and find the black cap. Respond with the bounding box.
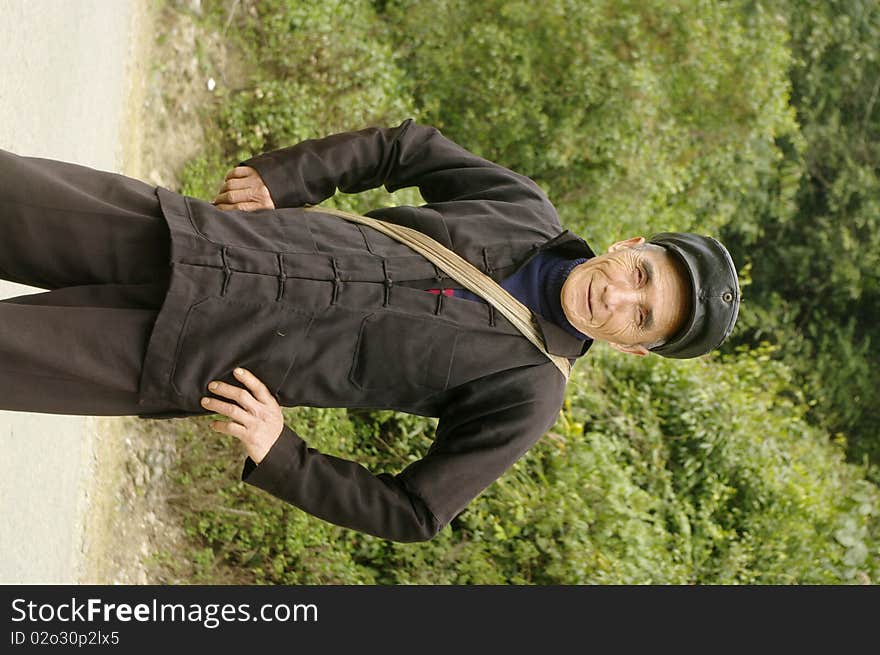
[647,233,740,359]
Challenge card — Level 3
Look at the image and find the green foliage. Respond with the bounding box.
[383,0,798,244]
[503,344,879,584]
[179,0,420,210]
[722,0,880,465]
[164,409,379,584]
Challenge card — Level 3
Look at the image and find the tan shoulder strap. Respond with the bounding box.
[303,205,571,380]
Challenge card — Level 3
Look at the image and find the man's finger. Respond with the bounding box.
[217,177,254,194]
[211,420,247,439]
[233,367,276,405]
[236,201,268,212]
[213,188,254,205]
[212,201,266,212]
[208,380,260,413]
[201,395,253,424]
[225,166,254,180]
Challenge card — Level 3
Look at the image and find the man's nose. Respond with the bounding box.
[603,283,638,310]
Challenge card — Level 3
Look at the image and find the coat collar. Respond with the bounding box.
[534,313,594,357]
[531,230,596,358]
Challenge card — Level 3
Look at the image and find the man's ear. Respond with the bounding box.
[607,341,650,357]
[607,236,646,253]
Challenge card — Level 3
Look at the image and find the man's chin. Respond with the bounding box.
[578,326,598,341]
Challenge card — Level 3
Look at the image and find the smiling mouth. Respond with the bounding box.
[586,278,593,317]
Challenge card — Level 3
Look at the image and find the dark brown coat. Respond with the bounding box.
[137,119,595,541]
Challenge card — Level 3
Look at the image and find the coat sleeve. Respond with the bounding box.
[239,118,552,210]
[240,366,566,542]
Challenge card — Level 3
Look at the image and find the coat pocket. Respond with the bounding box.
[349,312,459,392]
[170,296,313,405]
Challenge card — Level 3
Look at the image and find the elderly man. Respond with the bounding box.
[0,119,739,541]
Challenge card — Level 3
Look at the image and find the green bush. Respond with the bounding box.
[383,0,798,244]
[179,0,420,211]
[722,0,880,467]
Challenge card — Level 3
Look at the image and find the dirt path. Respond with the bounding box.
[1,0,241,584]
[0,0,153,583]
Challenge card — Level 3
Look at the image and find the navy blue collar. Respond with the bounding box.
[531,230,596,358]
[544,256,590,340]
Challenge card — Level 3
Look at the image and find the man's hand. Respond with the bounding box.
[201,367,284,464]
[212,166,275,211]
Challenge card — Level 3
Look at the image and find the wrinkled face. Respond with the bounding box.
[560,237,691,356]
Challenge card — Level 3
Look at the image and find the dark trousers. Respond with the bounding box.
[0,149,177,416]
